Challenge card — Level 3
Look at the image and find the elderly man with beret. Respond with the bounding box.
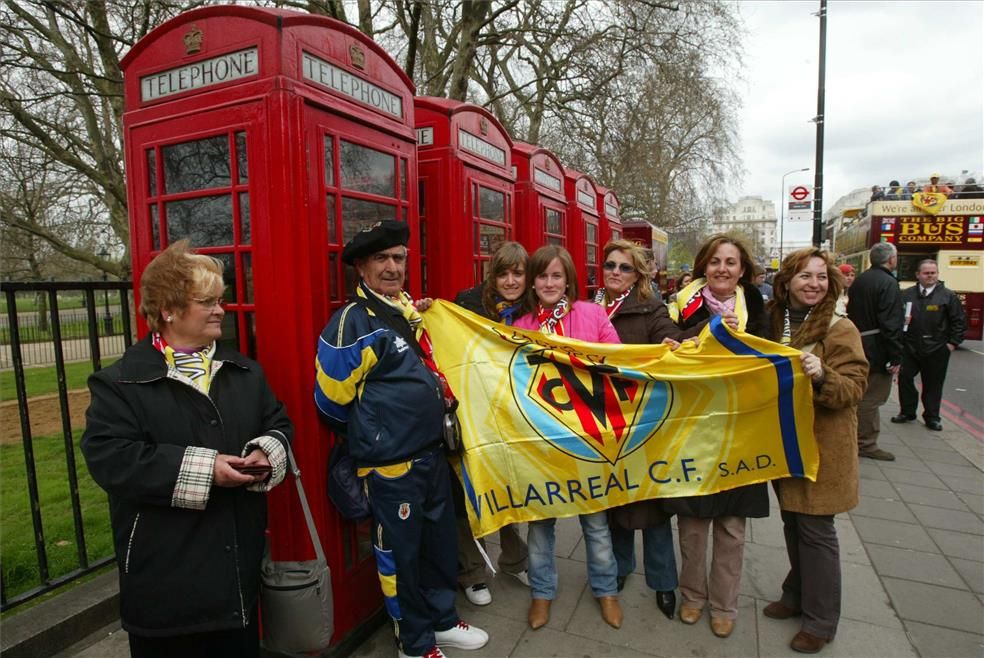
[315,221,488,658]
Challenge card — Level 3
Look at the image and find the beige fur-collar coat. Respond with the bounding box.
[770,298,869,515]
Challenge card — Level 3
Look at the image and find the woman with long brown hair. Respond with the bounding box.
[763,248,867,654]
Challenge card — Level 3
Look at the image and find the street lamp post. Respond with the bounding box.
[98,249,113,335]
[779,167,810,263]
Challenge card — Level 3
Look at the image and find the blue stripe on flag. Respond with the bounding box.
[709,316,805,477]
[461,460,482,520]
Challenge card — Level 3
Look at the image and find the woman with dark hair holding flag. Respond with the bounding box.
[451,241,532,605]
[513,245,624,632]
[664,234,769,639]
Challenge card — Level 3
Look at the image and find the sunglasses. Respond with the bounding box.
[603,261,636,274]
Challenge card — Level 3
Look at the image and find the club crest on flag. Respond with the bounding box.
[509,344,672,464]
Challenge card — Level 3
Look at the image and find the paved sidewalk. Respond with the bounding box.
[66,400,984,657]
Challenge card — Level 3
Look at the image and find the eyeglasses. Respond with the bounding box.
[192,296,225,309]
[603,261,636,274]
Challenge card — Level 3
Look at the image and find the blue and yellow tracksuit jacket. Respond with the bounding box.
[314,297,445,467]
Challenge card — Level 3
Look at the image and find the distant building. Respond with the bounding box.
[707,196,777,261]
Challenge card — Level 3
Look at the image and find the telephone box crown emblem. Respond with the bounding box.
[349,43,366,70]
[183,25,203,54]
[479,117,489,136]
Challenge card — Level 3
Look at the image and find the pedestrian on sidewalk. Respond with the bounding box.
[847,242,903,461]
[514,245,624,632]
[452,241,531,605]
[764,248,869,654]
[664,235,771,639]
[82,241,293,658]
[891,259,966,431]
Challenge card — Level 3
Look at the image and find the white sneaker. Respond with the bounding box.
[462,582,492,606]
[435,621,489,650]
[398,646,447,658]
[503,569,529,586]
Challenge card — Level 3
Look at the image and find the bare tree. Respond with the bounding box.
[0,1,195,276]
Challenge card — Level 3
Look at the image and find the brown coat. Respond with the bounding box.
[769,299,869,515]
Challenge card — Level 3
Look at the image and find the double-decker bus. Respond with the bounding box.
[621,220,669,290]
[834,198,984,340]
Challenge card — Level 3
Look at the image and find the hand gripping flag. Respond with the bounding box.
[422,301,818,537]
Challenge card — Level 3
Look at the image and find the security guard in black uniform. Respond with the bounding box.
[891,259,966,431]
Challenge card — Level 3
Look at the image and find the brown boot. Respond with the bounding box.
[597,595,623,629]
[790,631,827,653]
[528,598,551,630]
[763,601,801,619]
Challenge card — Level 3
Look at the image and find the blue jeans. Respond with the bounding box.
[527,512,618,599]
[611,521,679,591]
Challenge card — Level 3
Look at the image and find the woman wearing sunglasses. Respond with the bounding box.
[513,245,623,631]
[593,240,696,620]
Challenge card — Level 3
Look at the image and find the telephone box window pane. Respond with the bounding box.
[328,252,339,301]
[399,158,408,201]
[326,195,337,243]
[477,224,506,255]
[340,140,394,196]
[235,132,248,183]
[243,252,253,303]
[545,208,562,235]
[418,181,425,217]
[586,224,597,243]
[239,192,251,244]
[477,187,505,222]
[218,311,239,353]
[150,205,160,250]
[341,199,397,243]
[166,194,233,247]
[146,149,157,196]
[547,235,562,246]
[212,253,237,302]
[344,266,358,298]
[587,245,597,265]
[611,229,622,241]
[324,137,334,187]
[163,135,231,193]
[245,312,257,359]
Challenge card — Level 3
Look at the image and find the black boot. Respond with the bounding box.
[616,575,627,592]
[656,590,676,619]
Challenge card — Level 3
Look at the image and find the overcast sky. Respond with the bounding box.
[732,0,984,241]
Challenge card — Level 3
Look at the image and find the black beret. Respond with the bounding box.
[341,220,410,265]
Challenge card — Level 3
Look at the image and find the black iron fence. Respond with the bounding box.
[1,280,134,611]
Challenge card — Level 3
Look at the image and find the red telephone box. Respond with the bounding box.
[120,6,418,645]
[598,186,623,246]
[414,97,515,299]
[512,142,568,253]
[564,170,601,297]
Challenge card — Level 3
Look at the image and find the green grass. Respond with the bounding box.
[0,358,118,402]
[0,316,126,345]
[0,431,114,603]
[0,294,86,313]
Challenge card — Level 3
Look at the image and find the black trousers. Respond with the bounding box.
[779,511,841,640]
[898,345,951,422]
[128,606,259,658]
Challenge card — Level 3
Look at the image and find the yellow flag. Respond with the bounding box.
[913,191,947,215]
[423,301,818,537]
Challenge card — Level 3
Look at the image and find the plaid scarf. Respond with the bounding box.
[536,296,570,336]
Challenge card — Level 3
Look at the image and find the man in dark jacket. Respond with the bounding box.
[847,243,904,460]
[891,260,966,431]
[314,221,488,658]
